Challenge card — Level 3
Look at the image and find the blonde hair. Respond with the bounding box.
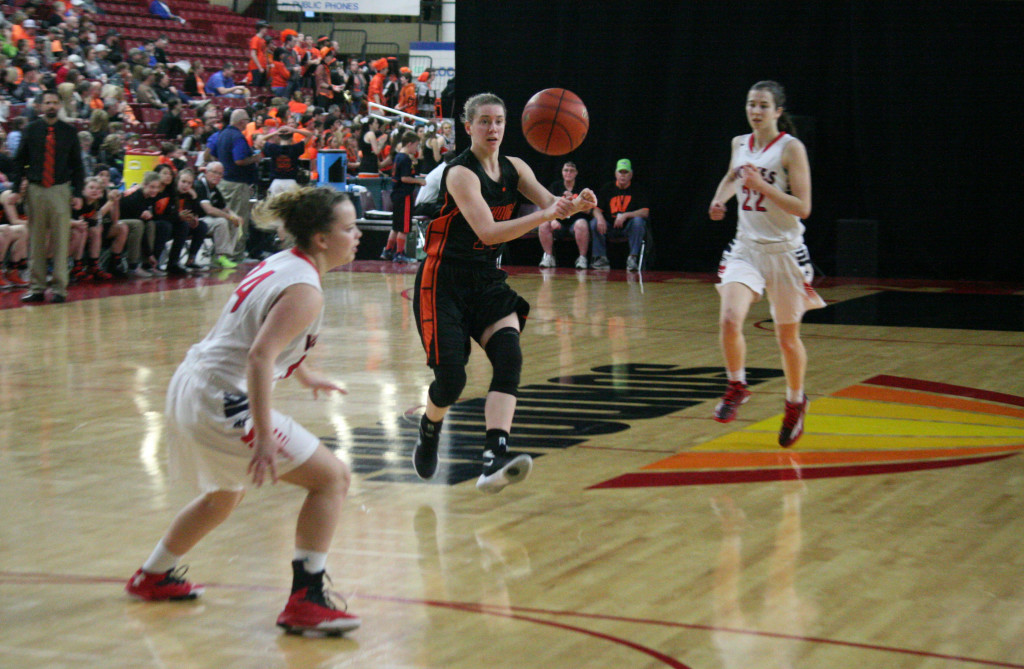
[251,186,351,249]
[100,83,123,101]
[88,108,109,134]
[460,93,505,124]
[57,82,76,114]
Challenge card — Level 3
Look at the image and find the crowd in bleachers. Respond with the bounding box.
[0,0,451,297]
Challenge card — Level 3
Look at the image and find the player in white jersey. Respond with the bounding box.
[125,186,365,636]
[707,81,826,447]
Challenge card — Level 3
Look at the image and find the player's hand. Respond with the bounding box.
[573,188,597,213]
[709,200,727,220]
[613,213,626,229]
[547,195,575,221]
[549,220,561,231]
[247,432,288,487]
[737,163,764,190]
[595,218,607,236]
[300,373,347,399]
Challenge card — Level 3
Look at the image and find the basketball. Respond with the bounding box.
[521,88,589,156]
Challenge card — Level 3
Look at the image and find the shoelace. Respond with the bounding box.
[722,383,747,405]
[160,565,192,584]
[782,401,803,429]
[309,573,352,613]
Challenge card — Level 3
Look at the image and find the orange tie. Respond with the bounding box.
[42,126,55,188]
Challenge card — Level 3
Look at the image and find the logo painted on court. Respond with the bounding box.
[324,365,784,486]
[591,375,1024,489]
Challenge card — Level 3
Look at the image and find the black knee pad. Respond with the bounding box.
[485,327,522,396]
[428,364,467,407]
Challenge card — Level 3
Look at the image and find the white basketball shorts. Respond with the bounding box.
[165,361,320,492]
[716,237,826,324]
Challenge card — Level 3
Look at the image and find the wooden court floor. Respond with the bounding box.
[1,262,1023,669]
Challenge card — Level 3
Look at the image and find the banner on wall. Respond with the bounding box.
[276,0,418,15]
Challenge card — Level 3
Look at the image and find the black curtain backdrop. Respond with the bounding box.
[454,1,1022,281]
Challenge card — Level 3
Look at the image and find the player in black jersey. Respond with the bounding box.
[412,92,596,493]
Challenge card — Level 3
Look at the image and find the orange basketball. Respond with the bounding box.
[521,88,589,156]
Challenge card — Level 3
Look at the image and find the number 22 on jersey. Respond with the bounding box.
[741,186,767,212]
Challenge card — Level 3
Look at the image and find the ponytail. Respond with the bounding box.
[778,111,797,137]
[251,186,350,249]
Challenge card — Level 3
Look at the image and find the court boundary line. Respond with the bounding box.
[1,570,1021,667]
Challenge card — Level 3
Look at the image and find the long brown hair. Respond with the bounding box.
[750,80,797,137]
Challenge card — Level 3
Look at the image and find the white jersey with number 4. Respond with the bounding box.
[731,132,805,244]
[183,248,323,390]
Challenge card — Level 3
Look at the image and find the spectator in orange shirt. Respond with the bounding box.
[397,71,417,119]
[314,53,340,109]
[367,58,387,110]
[287,90,309,118]
[11,16,37,47]
[269,47,292,97]
[249,20,270,88]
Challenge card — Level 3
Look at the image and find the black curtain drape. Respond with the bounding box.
[454,1,1022,281]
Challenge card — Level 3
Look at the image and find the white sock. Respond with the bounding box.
[727,369,746,385]
[142,540,180,574]
[294,549,328,574]
[786,387,804,403]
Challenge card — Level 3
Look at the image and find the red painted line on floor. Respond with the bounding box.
[428,600,692,668]
[464,602,1024,669]
[589,453,1018,489]
[2,571,1020,667]
[866,375,1024,407]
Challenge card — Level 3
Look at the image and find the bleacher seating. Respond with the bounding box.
[90,0,254,71]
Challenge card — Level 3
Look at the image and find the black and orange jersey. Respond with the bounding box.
[424,148,519,267]
[73,196,105,226]
[596,181,649,218]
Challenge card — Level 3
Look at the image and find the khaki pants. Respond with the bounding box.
[26,182,71,296]
[118,219,147,264]
[218,180,253,256]
[202,216,237,256]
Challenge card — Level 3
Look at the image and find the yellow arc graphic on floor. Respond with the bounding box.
[591,375,1024,488]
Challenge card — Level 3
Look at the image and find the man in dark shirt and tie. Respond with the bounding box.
[12,90,85,304]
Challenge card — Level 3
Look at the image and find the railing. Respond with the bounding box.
[367,101,432,130]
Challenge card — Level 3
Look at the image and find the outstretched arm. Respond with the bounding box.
[449,160,594,246]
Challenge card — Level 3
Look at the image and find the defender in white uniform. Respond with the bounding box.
[167,247,325,491]
[708,81,825,447]
[126,187,365,636]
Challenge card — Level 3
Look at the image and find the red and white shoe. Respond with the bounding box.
[276,581,361,635]
[125,566,205,601]
[5,269,28,287]
[713,381,752,423]
[779,395,810,448]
